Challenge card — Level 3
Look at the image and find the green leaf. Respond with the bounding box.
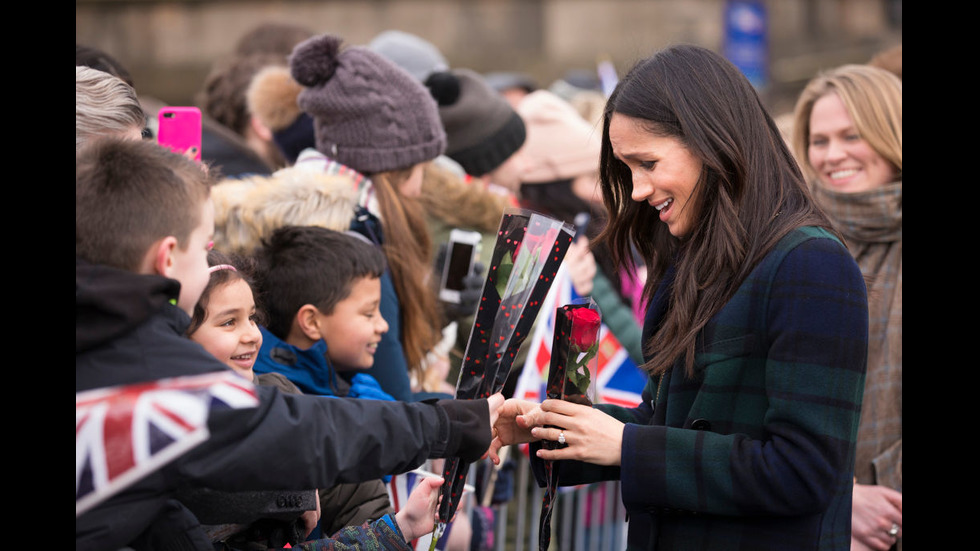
[495,252,514,297]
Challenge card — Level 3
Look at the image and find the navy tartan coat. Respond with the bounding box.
[543,226,868,550]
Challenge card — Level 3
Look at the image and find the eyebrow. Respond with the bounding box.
[614,150,656,164]
[210,306,253,320]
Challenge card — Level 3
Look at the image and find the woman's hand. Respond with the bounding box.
[851,482,902,550]
[524,399,625,466]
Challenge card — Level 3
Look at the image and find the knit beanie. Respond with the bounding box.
[368,30,449,82]
[517,90,601,183]
[247,64,316,164]
[290,33,446,174]
[428,68,526,177]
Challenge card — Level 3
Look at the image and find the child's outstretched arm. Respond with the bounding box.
[394,475,444,542]
[300,481,442,551]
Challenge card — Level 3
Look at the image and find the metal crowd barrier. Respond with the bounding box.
[489,446,628,551]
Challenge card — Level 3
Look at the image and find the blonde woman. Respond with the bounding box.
[792,64,902,551]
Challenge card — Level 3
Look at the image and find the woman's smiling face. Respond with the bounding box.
[609,113,703,238]
[807,92,898,193]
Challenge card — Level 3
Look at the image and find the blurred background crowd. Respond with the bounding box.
[76,0,901,117]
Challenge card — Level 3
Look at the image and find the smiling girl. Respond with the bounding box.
[187,250,264,380]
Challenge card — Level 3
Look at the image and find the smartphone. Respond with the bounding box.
[157,106,202,162]
[573,211,591,241]
[439,229,482,303]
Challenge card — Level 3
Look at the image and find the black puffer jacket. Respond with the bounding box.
[76,259,491,551]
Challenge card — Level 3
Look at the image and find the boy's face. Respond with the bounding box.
[171,199,215,315]
[316,276,389,371]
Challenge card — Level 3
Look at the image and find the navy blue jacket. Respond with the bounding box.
[536,227,868,550]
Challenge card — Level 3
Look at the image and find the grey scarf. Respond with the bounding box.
[813,181,902,490]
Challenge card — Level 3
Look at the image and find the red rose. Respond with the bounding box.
[514,226,561,264]
[569,307,601,351]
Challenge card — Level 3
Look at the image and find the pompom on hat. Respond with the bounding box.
[427,68,526,177]
[517,90,601,183]
[289,33,446,174]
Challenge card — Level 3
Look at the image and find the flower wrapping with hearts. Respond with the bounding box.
[537,298,601,551]
[434,208,575,533]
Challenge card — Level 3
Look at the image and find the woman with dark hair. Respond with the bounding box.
[490,44,869,550]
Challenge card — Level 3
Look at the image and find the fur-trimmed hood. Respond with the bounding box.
[212,165,359,255]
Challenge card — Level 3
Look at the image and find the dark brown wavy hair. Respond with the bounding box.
[596,45,839,377]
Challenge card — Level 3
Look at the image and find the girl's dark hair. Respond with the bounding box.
[596,44,839,377]
[187,250,260,336]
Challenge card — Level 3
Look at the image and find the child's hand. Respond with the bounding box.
[394,475,444,542]
[488,398,541,464]
[300,489,322,538]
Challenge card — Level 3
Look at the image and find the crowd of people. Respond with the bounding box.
[77,22,900,551]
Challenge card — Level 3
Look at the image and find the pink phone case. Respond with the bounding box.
[157,106,202,161]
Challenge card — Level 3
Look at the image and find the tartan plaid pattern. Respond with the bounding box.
[550,227,868,550]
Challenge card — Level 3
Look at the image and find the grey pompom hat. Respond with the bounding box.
[290,33,446,174]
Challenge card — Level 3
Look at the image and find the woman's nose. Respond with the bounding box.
[824,139,847,162]
[630,174,653,203]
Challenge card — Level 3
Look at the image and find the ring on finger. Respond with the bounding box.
[557,430,566,445]
[887,523,899,537]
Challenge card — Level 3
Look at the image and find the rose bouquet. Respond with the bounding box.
[432,209,574,544]
[538,298,601,550]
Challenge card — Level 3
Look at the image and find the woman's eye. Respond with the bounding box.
[639,161,657,170]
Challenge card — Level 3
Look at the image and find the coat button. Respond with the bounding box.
[691,418,711,431]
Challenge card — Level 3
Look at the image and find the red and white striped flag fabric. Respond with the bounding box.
[76,371,258,516]
[513,264,646,409]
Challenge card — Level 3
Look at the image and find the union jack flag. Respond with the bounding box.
[76,371,259,517]
[387,463,472,551]
[513,263,646,409]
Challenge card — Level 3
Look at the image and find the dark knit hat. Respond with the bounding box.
[427,68,526,177]
[289,33,446,174]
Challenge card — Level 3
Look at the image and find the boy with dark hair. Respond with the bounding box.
[76,138,501,551]
[252,225,392,399]
[252,225,399,535]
